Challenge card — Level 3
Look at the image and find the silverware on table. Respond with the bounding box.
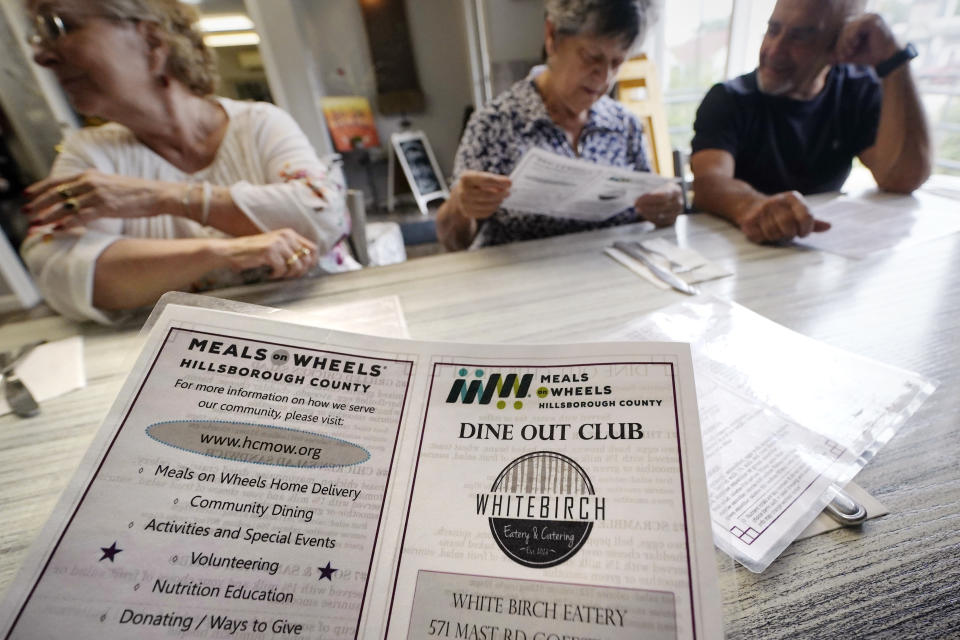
[823,485,868,526]
[613,241,701,295]
[0,340,46,418]
[4,373,39,417]
[637,242,696,273]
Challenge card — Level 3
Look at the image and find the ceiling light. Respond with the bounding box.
[199,14,255,33]
[203,31,260,47]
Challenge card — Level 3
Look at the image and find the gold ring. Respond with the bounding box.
[297,247,311,257]
[57,185,72,199]
[285,254,301,266]
[63,197,80,211]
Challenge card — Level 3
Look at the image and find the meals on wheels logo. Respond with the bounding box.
[476,451,605,568]
[446,368,534,410]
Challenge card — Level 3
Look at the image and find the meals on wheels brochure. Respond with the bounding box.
[0,300,722,640]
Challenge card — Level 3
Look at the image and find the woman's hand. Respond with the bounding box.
[23,170,183,228]
[634,183,683,227]
[214,228,319,280]
[453,170,512,220]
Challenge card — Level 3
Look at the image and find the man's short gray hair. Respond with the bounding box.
[545,0,658,48]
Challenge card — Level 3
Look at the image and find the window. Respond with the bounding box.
[655,0,960,174]
[869,0,960,175]
[658,0,735,152]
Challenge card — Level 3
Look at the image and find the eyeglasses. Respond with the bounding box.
[27,10,128,48]
[27,12,69,48]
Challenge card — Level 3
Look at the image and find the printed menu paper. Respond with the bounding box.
[0,303,722,639]
[615,298,936,572]
[502,148,675,221]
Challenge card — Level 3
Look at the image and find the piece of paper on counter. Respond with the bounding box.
[796,194,960,258]
[606,238,732,289]
[308,295,410,339]
[0,337,85,416]
[796,482,888,540]
[920,174,960,202]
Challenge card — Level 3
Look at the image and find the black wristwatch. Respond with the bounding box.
[876,42,918,78]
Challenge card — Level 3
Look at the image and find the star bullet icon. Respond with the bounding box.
[318,561,338,581]
[100,541,122,562]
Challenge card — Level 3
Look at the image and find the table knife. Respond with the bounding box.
[5,373,39,418]
[613,241,700,295]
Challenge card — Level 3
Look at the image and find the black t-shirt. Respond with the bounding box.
[691,65,882,195]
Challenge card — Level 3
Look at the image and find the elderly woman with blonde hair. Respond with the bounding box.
[21,0,353,323]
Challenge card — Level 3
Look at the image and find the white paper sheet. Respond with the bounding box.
[920,174,960,202]
[796,193,960,258]
[307,295,410,339]
[502,148,675,220]
[0,302,722,639]
[615,298,936,572]
[0,337,85,416]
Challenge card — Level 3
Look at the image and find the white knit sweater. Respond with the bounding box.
[21,98,354,323]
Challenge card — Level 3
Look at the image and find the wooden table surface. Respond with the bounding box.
[1,201,959,638]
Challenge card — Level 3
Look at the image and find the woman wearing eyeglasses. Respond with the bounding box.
[436,0,682,251]
[20,0,354,324]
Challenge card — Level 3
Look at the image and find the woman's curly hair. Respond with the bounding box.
[29,0,219,95]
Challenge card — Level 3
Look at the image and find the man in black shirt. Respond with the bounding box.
[690,0,931,244]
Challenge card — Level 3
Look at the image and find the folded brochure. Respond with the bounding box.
[0,301,722,639]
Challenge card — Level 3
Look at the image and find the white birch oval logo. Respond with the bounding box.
[146,420,370,468]
[476,451,605,568]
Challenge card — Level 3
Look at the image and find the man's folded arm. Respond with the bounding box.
[858,64,932,194]
[690,149,765,227]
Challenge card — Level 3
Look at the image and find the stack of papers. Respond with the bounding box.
[616,298,936,571]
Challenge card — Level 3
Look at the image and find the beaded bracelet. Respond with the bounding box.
[201,181,212,226]
[181,183,192,219]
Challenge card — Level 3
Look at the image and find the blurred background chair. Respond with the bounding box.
[615,54,692,212]
[346,189,407,267]
[615,54,673,178]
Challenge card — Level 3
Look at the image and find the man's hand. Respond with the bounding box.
[635,183,683,227]
[740,191,831,244]
[835,13,899,67]
[452,170,511,220]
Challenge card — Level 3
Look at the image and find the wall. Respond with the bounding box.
[213,45,273,102]
[0,0,77,181]
[482,0,544,96]
[296,0,473,182]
